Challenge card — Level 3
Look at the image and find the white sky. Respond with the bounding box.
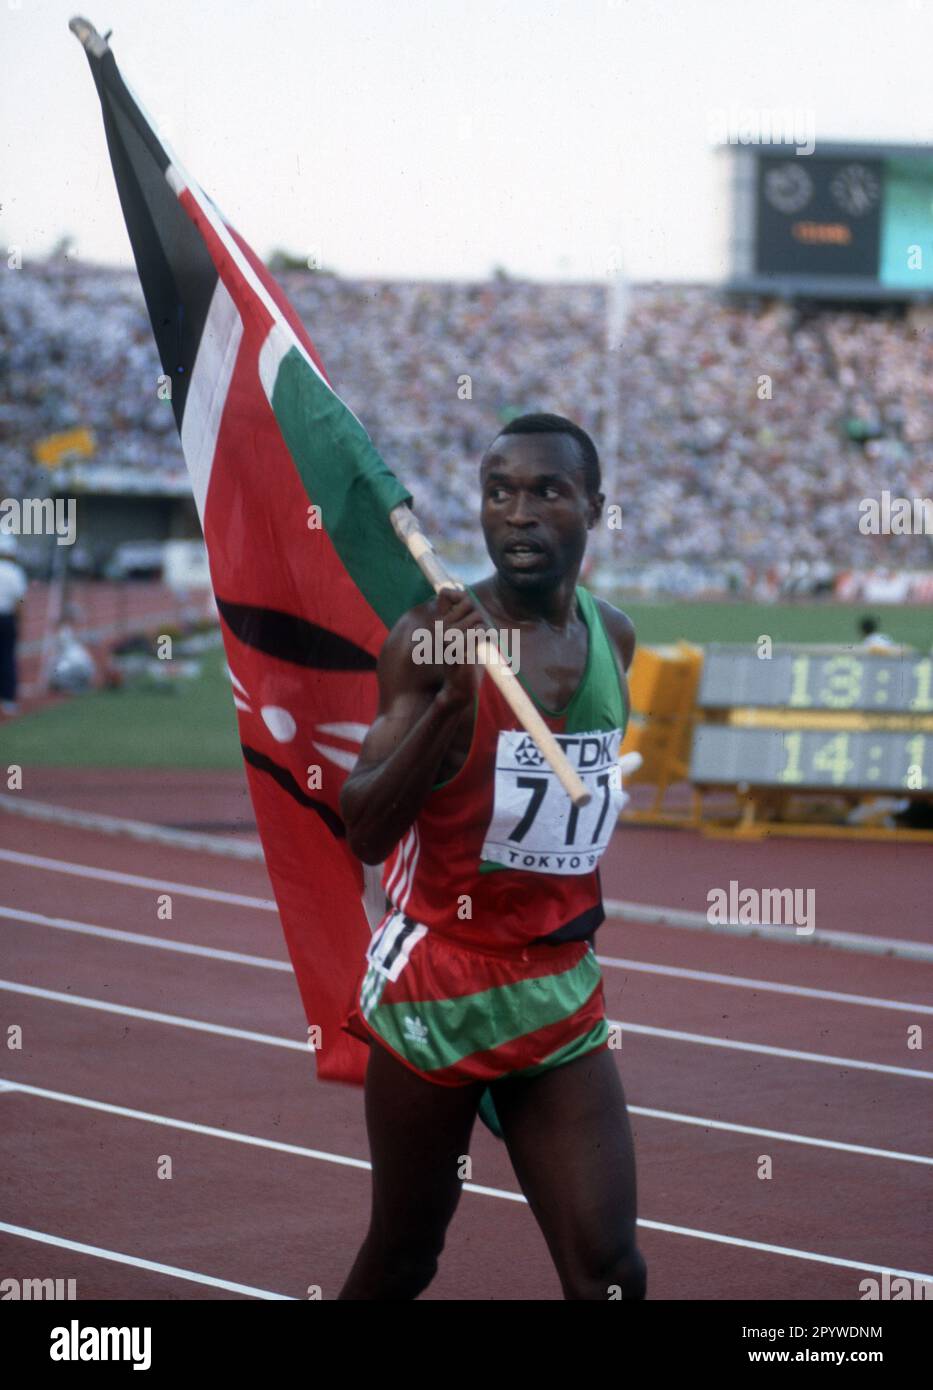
[2,0,932,281]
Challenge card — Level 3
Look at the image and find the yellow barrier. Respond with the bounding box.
[621,641,703,822]
[623,641,933,842]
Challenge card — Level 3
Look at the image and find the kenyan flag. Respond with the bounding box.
[72,18,432,1083]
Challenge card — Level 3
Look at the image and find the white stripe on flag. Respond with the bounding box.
[318,722,370,742]
[156,69,370,432]
[226,665,249,695]
[312,742,358,772]
[180,276,243,525]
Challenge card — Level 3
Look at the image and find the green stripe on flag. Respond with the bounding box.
[366,948,602,1073]
[270,346,433,627]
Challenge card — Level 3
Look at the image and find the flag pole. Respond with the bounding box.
[390,504,591,808]
[69,10,591,811]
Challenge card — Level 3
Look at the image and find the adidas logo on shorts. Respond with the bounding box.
[403,1015,429,1045]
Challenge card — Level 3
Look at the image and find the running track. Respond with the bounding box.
[0,771,930,1300]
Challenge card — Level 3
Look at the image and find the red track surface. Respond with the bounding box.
[0,771,930,1300]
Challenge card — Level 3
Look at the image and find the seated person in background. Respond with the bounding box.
[858,616,895,651]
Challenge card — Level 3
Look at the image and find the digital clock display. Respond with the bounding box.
[698,648,933,714]
[690,726,931,792]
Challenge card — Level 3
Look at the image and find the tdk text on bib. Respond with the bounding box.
[481,728,625,874]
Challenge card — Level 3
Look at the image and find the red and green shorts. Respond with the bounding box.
[343,909,610,1086]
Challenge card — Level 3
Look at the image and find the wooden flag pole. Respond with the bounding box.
[390,504,591,809]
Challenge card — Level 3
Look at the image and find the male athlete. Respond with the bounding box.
[338,413,646,1301]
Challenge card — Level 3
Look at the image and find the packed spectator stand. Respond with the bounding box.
[2,257,931,596]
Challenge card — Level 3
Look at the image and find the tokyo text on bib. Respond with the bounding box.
[481,728,626,875]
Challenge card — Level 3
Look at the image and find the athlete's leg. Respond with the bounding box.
[337,1039,485,1300]
[489,1046,646,1301]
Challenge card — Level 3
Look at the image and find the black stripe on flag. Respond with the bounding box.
[73,22,217,431]
[217,598,377,671]
[241,744,346,836]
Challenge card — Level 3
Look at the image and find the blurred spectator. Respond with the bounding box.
[48,621,96,693]
[0,534,28,714]
[858,615,895,649]
[2,260,932,588]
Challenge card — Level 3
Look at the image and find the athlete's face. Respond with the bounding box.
[479,433,603,589]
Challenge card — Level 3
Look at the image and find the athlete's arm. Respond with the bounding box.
[339,588,484,864]
[595,599,637,673]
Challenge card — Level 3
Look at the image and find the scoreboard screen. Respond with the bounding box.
[698,647,933,714]
[690,726,931,793]
[756,155,883,278]
[726,143,933,299]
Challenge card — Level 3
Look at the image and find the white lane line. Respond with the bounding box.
[633,1219,933,1284]
[614,1021,933,1079]
[1,824,928,963]
[0,848,276,910]
[0,1223,294,1300]
[628,1105,933,1166]
[0,906,291,971]
[3,1081,930,1283]
[0,981,308,1051]
[3,902,928,1019]
[597,954,933,1015]
[3,811,928,961]
[1,1080,373,1169]
[605,898,933,963]
[1,799,927,960]
[6,1076,929,1168]
[1,978,929,1080]
[0,796,263,860]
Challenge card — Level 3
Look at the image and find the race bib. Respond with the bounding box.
[481,728,626,875]
[366,910,427,982]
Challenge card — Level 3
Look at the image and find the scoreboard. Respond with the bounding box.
[724,141,933,300]
[698,648,933,714]
[691,727,931,793]
[757,155,883,280]
[690,646,932,795]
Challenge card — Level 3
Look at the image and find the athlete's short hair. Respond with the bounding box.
[493,412,601,497]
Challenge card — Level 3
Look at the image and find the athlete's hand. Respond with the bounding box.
[434,585,487,711]
[615,750,643,813]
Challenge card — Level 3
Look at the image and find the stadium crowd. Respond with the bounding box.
[2,258,931,592]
